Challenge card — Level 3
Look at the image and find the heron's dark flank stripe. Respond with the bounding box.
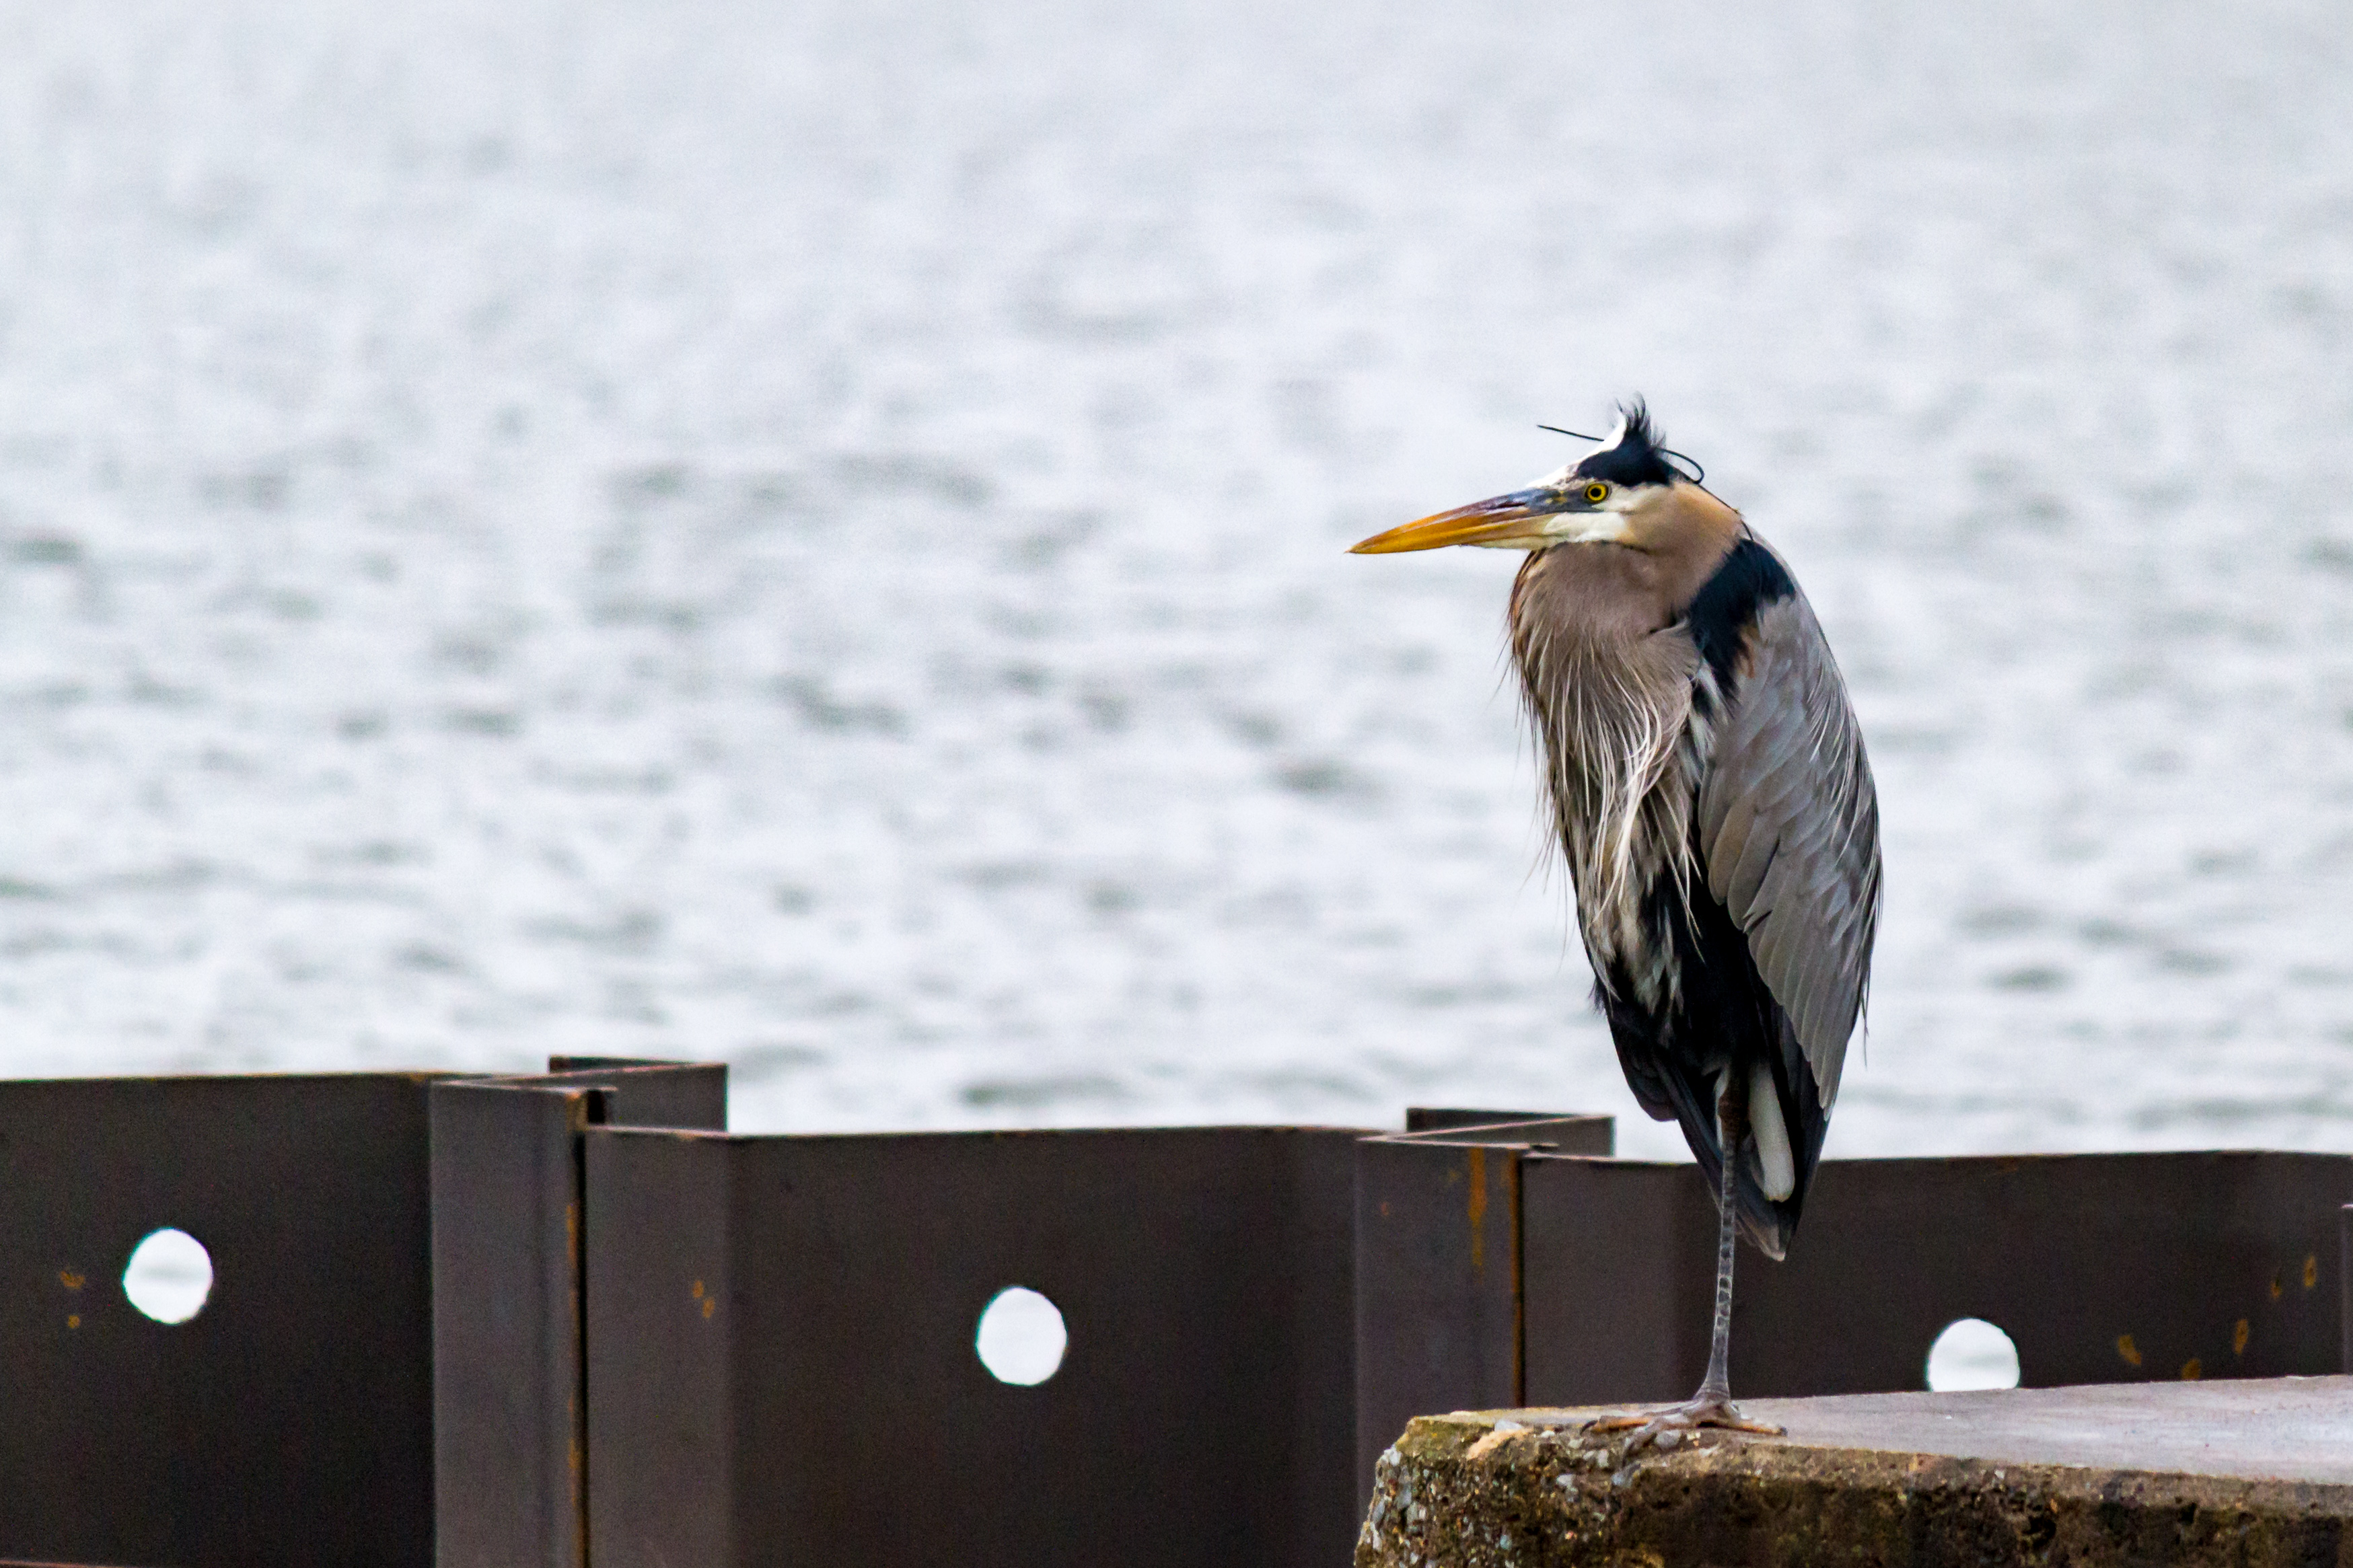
[1684,537,1797,698]
[1596,856,1823,1254]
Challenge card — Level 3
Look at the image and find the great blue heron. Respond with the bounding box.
[1350,403,1881,1440]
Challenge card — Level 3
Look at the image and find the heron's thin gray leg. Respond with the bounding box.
[1696,1093,1739,1405]
[1585,1076,1780,1446]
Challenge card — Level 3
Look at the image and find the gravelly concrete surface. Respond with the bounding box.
[1364,1383,2353,1566]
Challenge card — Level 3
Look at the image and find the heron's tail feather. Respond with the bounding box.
[1735,1191,1788,1261]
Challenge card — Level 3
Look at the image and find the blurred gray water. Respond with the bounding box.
[1,0,2350,1162]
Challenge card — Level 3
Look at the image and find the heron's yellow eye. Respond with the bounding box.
[1583,482,1610,505]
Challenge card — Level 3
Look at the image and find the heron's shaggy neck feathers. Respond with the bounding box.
[1507,482,1743,1012]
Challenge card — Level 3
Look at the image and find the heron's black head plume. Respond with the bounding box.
[1538,400,1704,487]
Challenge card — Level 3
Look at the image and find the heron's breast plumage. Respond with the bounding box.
[1508,544,1718,1013]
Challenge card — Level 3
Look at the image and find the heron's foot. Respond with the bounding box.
[1586,1393,1782,1452]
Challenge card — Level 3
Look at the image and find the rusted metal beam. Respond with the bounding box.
[429,1081,605,1568]
[2338,1202,2352,1375]
[1402,1109,1572,1133]
[1352,1114,1615,1510]
[1519,1150,2353,1407]
[583,1125,1363,1568]
[429,1059,725,1568]
[0,1074,445,1568]
[577,1129,733,1567]
[540,1057,728,1131]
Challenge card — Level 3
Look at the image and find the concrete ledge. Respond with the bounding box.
[1357,1378,2353,1567]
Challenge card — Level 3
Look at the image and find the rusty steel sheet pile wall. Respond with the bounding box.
[0,1074,448,1568]
[581,1124,1363,1568]
[7,1067,2353,1568]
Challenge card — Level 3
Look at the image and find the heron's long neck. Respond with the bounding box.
[1510,546,1711,1005]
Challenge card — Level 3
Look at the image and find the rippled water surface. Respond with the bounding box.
[2,0,2351,1160]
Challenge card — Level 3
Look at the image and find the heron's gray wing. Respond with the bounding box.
[1695,589,1881,1109]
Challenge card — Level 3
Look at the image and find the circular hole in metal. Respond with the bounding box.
[975,1286,1066,1386]
[1926,1317,2019,1391]
[122,1228,213,1325]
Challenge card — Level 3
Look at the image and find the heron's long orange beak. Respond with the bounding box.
[1348,488,1564,553]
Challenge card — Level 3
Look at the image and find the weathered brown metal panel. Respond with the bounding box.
[429,1082,604,1568]
[538,1058,727,1131]
[1519,1151,2353,1409]
[1353,1115,1614,1505]
[431,1058,725,1568]
[1354,1139,1523,1483]
[2342,1203,2352,1374]
[1519,1158,1700,1407]
[1405,1109,1560,1133]
[0,1074,443,1568]
[585,1125,1359,1568]
[1400,1109,1614,1149]
[583,1129,737,1568]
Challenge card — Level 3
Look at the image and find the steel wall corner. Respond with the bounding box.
[1352,1114,1613,1505]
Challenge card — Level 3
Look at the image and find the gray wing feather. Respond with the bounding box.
[1696,589,1882,1109]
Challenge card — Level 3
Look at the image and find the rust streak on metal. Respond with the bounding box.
[1466,1148,1488,1274]
[1505,1152,1525,1407]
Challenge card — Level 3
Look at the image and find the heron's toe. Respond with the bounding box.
[1584,1396,1783,1452]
